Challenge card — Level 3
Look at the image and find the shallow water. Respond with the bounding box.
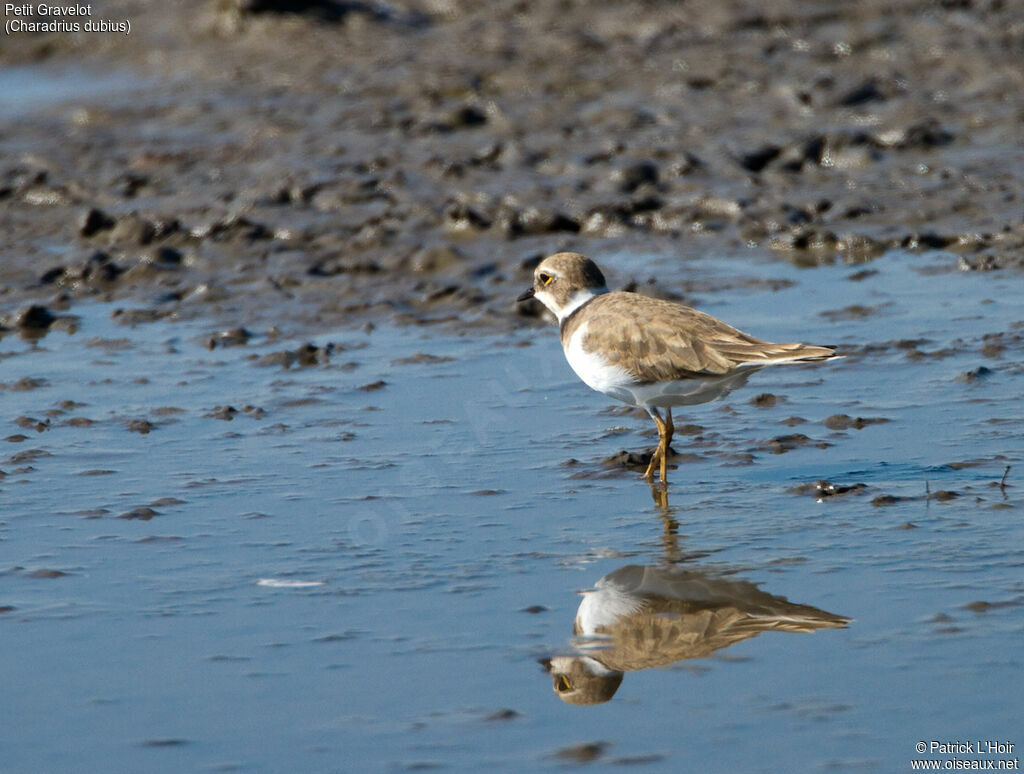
[1,249,1022,773]
[0,65,146,117]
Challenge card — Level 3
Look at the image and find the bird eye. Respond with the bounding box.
[556,675,571,692]
[539,273,553,286]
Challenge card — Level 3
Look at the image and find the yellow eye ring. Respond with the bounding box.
[539,273,553,286]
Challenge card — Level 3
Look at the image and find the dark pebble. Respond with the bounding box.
[207,328,252,349]
[612,161,659,193]
[759,434,817,454]
[78,207,115,237]
[205,406,239,421]
[750,393,781,407]
[15,416,49,432]
[871,494,916,506]
[112,308,165,326]
[837,78,886,107]
[119,507,159,520]
[822,414,890,430]
[26,569,69,578]
[256,343,332,368]
[6,448,52,464]
[737,144,781,173]
[956,366,994,383]
[554,742,610,763]
[788,480,867,498]
[484,709,520,722]
[15,305,56,330]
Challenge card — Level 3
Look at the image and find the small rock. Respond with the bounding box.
[15,305,56,330]
[119,507,158,520]
[736,144,781,173]
[429,103,488,132]
[206,328,252,349]
[956,366,994,383]
[611,161,659,193]
[79,207,115,237]
[871,494,916,506]
[822,414,890,430]
[205,406,239,421]
[26,569,68,578]
[484,708,520,722]
[837,78,885,107]
[759,434,819,454]
[750,393,781,408]
[789,480,868,498]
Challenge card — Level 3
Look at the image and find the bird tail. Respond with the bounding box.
[735,342,841,367]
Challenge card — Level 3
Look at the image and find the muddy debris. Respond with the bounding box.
[553,742,611,764]
[391,353,455,366]
[962,598,1024,614]
[789,480,868,499]
[119,507,159,520]
[112,308,167,326]
[25,569,70,579]
[871,494,919,507]
[956,367,995,383]
[206,405,240,421]
[6,448,52,465]
[78,207,116,237]
[14,416,49,432]
[12,305,56,330]
[758,434,829,455]
[206,328,253,349]
[822,414,890,431]
[256,343,334,368]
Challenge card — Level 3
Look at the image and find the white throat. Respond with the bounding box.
[539,287,607,324]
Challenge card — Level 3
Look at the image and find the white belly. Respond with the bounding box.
[563,322,639,405]
[563,322,759,409]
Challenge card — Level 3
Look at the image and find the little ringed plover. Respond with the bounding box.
[517,252,839,484]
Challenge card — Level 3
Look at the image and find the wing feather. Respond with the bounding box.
[575,293,834,382]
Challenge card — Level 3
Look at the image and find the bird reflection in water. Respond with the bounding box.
[541,562,849,705]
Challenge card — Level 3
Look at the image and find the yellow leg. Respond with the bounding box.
[660,408,674,484]
[642,410,667,482]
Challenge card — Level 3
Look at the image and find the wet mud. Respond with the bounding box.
[1,0,1022,337]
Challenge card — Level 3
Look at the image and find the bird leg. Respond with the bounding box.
[660,408,674,484]
[642,408,667,482]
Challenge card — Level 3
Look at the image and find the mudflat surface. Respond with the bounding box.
[1,0,1022,332]
[1,2,1023,773]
